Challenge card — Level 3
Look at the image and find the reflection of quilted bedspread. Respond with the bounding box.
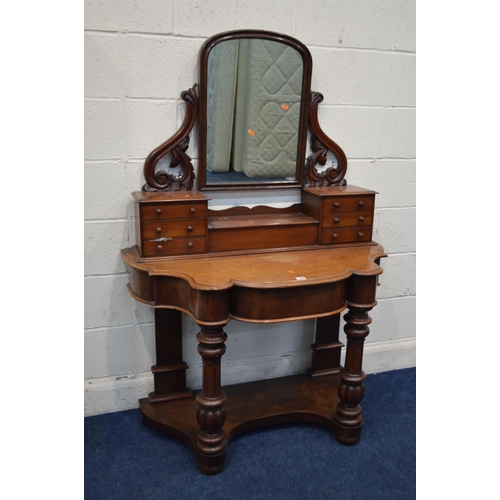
[206,39,303,177]
[206,40,239,172]
[233,40,303,178]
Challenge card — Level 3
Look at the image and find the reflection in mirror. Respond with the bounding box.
[206,38,304,184]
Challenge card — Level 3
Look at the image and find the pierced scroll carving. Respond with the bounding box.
[142,85,199,192]
[304,91,348,187]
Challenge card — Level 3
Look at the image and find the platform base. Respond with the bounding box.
[140,373,363,473]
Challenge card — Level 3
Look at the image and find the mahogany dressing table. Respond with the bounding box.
[121,30,386,474]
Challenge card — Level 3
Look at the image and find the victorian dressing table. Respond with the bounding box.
[121,30,386,474]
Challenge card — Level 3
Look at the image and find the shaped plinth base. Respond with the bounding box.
[140,373,364,473]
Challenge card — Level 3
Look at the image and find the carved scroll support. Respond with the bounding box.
[142,85,198,192]
[305,91,348,187]
[195,325,228,475]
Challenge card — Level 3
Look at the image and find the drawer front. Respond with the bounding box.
[321,228,373,245]
[142,220,206,240]
[322,195,375,214]
[322,212,373,229]
[142,238,206,257]
[141,202,208,221]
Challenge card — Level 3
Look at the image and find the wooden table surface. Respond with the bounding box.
[122,243,386,291]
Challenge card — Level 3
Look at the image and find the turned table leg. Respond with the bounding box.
[195,325,228,474]
[334,274,378,445]
[334,305,371,444]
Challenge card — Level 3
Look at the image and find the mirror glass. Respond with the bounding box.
[200,34,309,188]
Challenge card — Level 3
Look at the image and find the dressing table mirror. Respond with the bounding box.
[122,29,386,474]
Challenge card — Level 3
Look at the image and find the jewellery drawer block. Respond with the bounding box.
[301,185,376,246]
[132,191,210,258]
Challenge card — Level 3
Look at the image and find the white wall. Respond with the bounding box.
[84,0,416,416]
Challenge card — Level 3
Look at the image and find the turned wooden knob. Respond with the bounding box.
[357,232,364,238]
[358,216,364,222]
[333,202,340,208]
[156,227,162,233]
[358,201,364,207]
[157,245,163,251]
[190,207,196,214]
[187,225,193,232]
[332,233,338,239]
[187,242,194,249]
[333,218,340,224]
[156,208,162,215]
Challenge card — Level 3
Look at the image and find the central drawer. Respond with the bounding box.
[322,212,373,229]
[321,228,373,244]
[143,238,207,257]
[141,202,208,221]
[322,195,374,214]
[142,220,206,240]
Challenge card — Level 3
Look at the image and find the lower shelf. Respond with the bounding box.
[140,373,343,453]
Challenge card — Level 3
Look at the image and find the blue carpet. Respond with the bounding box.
[85,367,415,499]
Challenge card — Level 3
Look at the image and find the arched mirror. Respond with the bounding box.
[197,30,312,190]
[141,30,347,193]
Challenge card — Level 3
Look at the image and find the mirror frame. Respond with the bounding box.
[197,30,313,191]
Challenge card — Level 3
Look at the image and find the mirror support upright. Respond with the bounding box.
[304,91,348,187]
[142,85,199,192]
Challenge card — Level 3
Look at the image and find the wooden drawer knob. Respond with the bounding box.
[187,242,194,249]
[357,232,364,238]
[156,227,162,233]
[190,207,196,214]
[332,233,338,239]
[333,218,340,224]
[333,202,340,208]
[187,225,193,232]
[156,208,162,215]
[358,216,364,223]
[157,245,163,251]
[358,201,364,207]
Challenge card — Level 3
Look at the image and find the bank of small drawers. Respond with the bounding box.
[301,187,376,246]
[139,200,208,257]
[320,195,374,244]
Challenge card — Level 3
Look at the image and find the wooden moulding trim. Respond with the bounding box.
[153,305,231,328]
[230,272,353,290]
[126,284,154,305]
[129,241,382,264]
[142,85,198,192]
[312,341,344,351]
[345,300,378,310]
[149,270,234,292]
[230,305,347,324]
[151,362,189,374]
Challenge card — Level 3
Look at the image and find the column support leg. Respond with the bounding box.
[334,304,372,444]
[195,325,228,475]
[308,313,344,377]
[149,308,192,403]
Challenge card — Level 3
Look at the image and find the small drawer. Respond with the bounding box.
[323,195,375,214]
[141,202,208,221]
[321,228,373,245]
[142,220,206,240]
[142,238,206,257]
[322,212,373,229]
